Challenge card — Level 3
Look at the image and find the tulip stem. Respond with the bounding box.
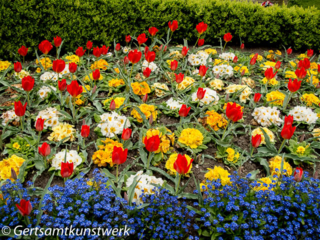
[278,139,287,154]
[38,131,41,144]
[72,97,76,122]
[194,35,200,49]
[43,156,47,169]
[250,147,254,157]
[146,153,151,170]
[222,42,227,53]
[176,174,182,195]
[116,164,119,183]
[83,138,85,149]
[20,117,24,131]
[221,120,230,140]
[25,216,31,226]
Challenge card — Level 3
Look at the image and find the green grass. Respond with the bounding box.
[291,0,320,9]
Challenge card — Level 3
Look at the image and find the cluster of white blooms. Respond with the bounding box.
[142,60,158,72]
[225,84,252,103]
[40,72,59,82]
[166,98,184,110]
[191,88,219,106]
[60,64,70,76]
[123,46,130,54]
[14,70,30,79]
[288,106,318,124]
[38,86,56,99]
[152,83,169,97]
[252,107,283,127]
[126,170,164,204]
[208,79,224,91]
[1,110,19,125]
[212,64,233,78]
[35,107,60,129]
[188,51,212,66]
[218,52,236,61]
[98,112,131,138]
[51,150,83,170]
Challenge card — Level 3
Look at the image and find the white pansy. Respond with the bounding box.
[212,64,233,78]
[289,106,318,124]
[97,112,131,138]
[166,98,184,110]
[252,107,283,127]
[188,51,212,66]
[151,83,169,97]
[123,46,130,54]
[218,52,236,61]
[1,110,19,126]
[38,86,56,99]
[51,150,83,170]
[142,60,158,72]
[40,72,59,82]
[225,84,252,103]
[35,107,60,129]
[191,88,219,106]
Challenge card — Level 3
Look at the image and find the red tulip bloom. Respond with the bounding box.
[137,33,148,45]
[284,115,294,126]
[275,61,281,70]
[93,47,101,58]
[110,100,116,110]
[14,101,27,117]
[318,64,320,73]
[92,69,100,80]
[115,43,121,51]
[251,134,262,148]
[53,36,62,47]
[197,88,206,100]
[52,59,66,73]
[240,43,245,50]
[58,79,67,91]
[233,56,238,63]
[226,102,243,122]
[81,125,90,138]
[181,46,189,57]
[38,142,51,157]
[21,76,35,92]
[61,162,73,178]
[250,56,257,65]
[170,60,178,71]
[264,67,277,80]
[253,93,262,103]
[199,65,208,77]
[148,27,159,36]
[196,22,207,35]
[67,80,83,98]
[294,167,303,182]
[122,128,132,141]
[144,135,160,152]
[198,39,205,47]
[307,49,313,57]
[168,20,178,32]
[69,63,77,73]
[101,45,109,55]
[179,104,191,117]
[124,56,129,65]
[281,123,296,140]
[143,67,152,78]
[288,78,301,93]
[75,47,86,57]
[298,58,310,70]
[145,51,156,63]
[223,33,233,42]
[39,40,53,55]
[174,154,193,175]
[18,45,28,56]
[287,48,292,55]
[16,199,32,216]
[35,117,44,132]
[142,93,148,103]
[295,67,307,79]
[175,73,184,83]
[14,62,22,73]
[128,50,142,64]
[86,41,93,50]
[125,35,131,43]
[112,146,128,165]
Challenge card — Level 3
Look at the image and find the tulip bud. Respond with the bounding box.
[241,70,246,76]
[14,62,22,73]
[11,168,17,180]
[124,56,130,65]
[240,43,245,50]
[110,100,116,110]
[233,56,238,63]
[115,43,121,51]
[287,48,292,55]
[149,113,153,125]
[225,93,229,102]
[316,82,320,89]
[92,85,97,94]
[142,93,148,103]
[275,61,281,70]
[253,93,262,103]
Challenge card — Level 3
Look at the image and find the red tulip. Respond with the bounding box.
[307,49,313,57]
[253,93,262,103]
[125,35,131,43]
[81,125,90,138]
[21,76,35,92]
[112,146,128,165]
[67,80,83,98]
[250,56,257,65]
[92,69,100,80]
[124,56,130,65]
[181,46,189,57]
[226,102,243,122]
[174,154,193,175]
[318,64,320,74]
[288,78,301,93]
[240,43,245,50]
[115,43,121,51]
[137,33,148,45]
[179,104,191,117]
[122,128,132,141]
[93,47,101,58]
[52,59,66,73]
[251,134,262,148]
[196,22,207,35]
[284,115,294,126]
[14,62,22,73]
[38,40,53,55]
[110,100,116,110]
[61,162,73,178]
[148,27,159,36]
[101,45,109,55]
[75,47,86,57]
[86,41,93,50]
[241,70,246,76]
[170,60,178,71]
[199,65,208,77]
[35,117,44,132]
[18,45,28,57]
[16,199,32,216]
[198,39,205,47]
[38,142,51,157]
[128,50,142,64]
[233,56,238,63]
[275,61,281,70]
[143,67,152,78]
[287,48,292,55]
[175,73,184,83]
[145,51,156,63]
[264,67,277,80]
[142,93,148,103]
[144,135,160,152]
[197,88,206,100]
[281,119,296,139]
[298,58,310,70]
[168,20,178,32]
[295,67,307,79]
[53,36,62,47]
[294,167,303,182]
[69,63,77,73]
[14,101,27,117]
[223,33,233,42]
[58,79,67,91]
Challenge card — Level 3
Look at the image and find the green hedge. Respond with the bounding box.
[1,0,320,59]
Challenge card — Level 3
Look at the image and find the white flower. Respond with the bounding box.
[188,51,211,66]
[208,79,224,90]
[289,106,318,124]
[35,107,60,129]
[212,64,233,78]
[142,60,158,72]
[1,110,19,126]
[225,84,252,103]
[152,83,169,97]
[40,72,59,82]
[218,52,235,61]
[38,86,56,99]
[252,107,283,127]
[97,112,131,137]
[191,88,219,106]
[166,98,184,110]
[123,46,130,54]
[51,150,83,170]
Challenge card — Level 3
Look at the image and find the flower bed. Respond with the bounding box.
[0,21,320,239]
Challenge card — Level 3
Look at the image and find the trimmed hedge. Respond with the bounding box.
[1,0,320,59]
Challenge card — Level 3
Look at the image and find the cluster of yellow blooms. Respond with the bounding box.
[296,145,308,155]
[169,51,184,59]
[36,57,52,70]
[165,153,193,175]
[301,93,320,107]
[205,110,228,131]
[143,128,175,154]
[90,59,109,70]
[225,148,240,164]
[266,50,281,61]
[208,79,224,91]
[200,166,231,191]
[234,65,249,74]
[269,156,293,177]
[260,61,276,70]
[262,77,279,86]
[48,123,76,142]
[14,70,30,80]
[251,127,275,145]
[312,128,320,140]
[131,81,151,96]
[92,138,123,167]
[250,54,263,61]
[0,155,25,181]
[0,61,11,71]
[84,73,103,82]
[108,78,125,88]
[178,128,204,149]
[65,55,80,64]
[266,91,286,106]
[254,177,276,191]
[152,83,169,97]
[204,48,217,55]
[306,75,319,87]
[103,97,125,109]
[75,85,90,105]
[166,59,175,67]
[131,104,157,123]
[176,76,195,91]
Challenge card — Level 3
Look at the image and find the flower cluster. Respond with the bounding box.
[252,106,283,127]
[97,112,130,137]
[288,106,318,124]
[0,155,25,181]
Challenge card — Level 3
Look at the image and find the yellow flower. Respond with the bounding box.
[205,110,228,131]
[165,153,193,175]
[275,50,282,55]
[251,127,275,145]
[214,59,222,65]
[285,71,297,79]
[0,155,25,181]
[169,51,183,59]
[289,61,296,68]
[90,59,109,70]
[131,81,151,96]
[301,93,320,107]
[143,128,174,154]
[296,146,306,154]
[306,75,319,87]
[166,59,175,67]
[131,104,157,123]
[226,148,240,164]
[250,54,263,61]
[176,76,195,90]
[0,61,11,71]
[204,166,231,186]
[204,48,217,55]
[114,68,120,73]
[266,91,286,106]
[223,102,244,111]
[103,97,125,109]
[36,68,42,73]
[84,73,103,82]
[108,78,125,88]
[92,138,123,167]
[48,123,76,142]
[178,128,203,149]
[152,83,169,97]
[254,177,276,191]
[269,156,292,177]
[312,128,320,140]
[65,55,80,64]
[262,77,279,86]
[298,53,308,59]
[36,57,52,70]
[208,79,224,90]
